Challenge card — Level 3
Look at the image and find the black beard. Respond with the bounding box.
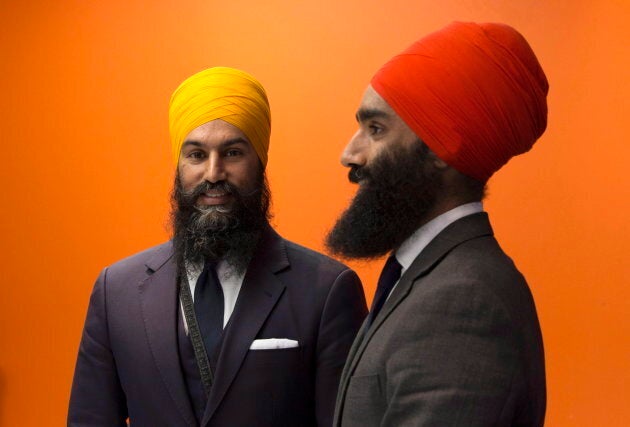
[325,141,442,260]
[171,171,271,277]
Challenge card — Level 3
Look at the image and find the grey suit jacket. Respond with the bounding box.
[334,213,545,426]
[69,226,367,427]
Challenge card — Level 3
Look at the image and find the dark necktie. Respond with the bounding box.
[194,262,224,358]
[367,255,402,327]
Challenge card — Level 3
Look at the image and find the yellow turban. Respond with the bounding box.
[169,67,271,167]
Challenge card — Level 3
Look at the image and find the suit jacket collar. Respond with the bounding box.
[395,202,484,272]
[335,212,494,423]
[399,212,493,283]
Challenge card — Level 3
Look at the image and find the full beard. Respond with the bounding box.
[171,172,271,277]
[325,141,442,260]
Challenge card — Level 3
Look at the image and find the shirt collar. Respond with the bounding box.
[395,202,484,274]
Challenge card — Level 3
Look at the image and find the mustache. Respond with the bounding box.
[184,181,234,200]
[348,166,370,184]
[183,180,261,204]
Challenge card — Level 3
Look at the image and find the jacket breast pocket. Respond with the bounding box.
[245,346,301,368]
[237,347,305,425]
[343,373,386,426]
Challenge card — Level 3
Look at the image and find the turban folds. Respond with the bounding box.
[371,22,549,182]
[169,67,271,167]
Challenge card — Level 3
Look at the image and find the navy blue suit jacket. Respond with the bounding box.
[69,227,367,426]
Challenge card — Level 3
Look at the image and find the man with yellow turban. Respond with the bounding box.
[69,67,367,427]
[328,23,547,426]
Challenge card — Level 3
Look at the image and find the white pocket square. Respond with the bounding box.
[249,338,299,350]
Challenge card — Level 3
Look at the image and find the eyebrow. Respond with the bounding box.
[356,108,390,123]
[181,137,249,149]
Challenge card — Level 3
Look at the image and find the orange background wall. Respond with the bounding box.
[1,1,628,425]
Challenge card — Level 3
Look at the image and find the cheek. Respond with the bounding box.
[364,145,386,168]
[229,159,262,189]
[178,164,204,190]
[232,170,258,191]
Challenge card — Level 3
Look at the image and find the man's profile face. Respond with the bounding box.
[178,119,262,214]
[325,85,442,259]
[340,85,420,182]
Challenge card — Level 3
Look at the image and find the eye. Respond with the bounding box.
[183,149,207,161]
[368,123,383,136]
[225,148,243,157]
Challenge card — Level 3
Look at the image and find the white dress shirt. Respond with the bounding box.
[181,260,245,332]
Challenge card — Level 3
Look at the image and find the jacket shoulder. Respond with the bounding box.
[102,241,173,284]
[433,235,539,330]
[283,238,351,275]
[444,235,526,290]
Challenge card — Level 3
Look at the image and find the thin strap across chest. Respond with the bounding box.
[179,273,214,396]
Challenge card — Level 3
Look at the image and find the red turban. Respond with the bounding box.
[371,22,549,182]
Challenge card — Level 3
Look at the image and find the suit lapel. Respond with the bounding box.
[336,213,494,415]
[201,227,290,426]
[139,242,197,427]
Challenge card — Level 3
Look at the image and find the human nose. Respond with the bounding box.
[340,129,367,168]
[203,153,227,183]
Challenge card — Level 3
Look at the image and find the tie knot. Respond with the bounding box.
[204,260,218,270]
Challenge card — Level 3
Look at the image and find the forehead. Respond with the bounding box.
[183,119,251,146]
[357,85,398,117]
[357,85,417,140]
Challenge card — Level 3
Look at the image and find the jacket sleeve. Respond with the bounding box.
[68,268,128,426]
[315,268,368,427]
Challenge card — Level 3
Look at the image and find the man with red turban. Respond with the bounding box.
[69,67,367,426]
[328,22,547,426]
